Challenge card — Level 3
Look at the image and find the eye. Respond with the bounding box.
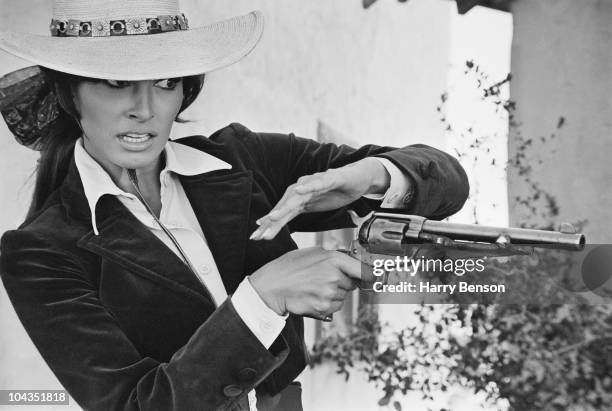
[155,78,182,90]
[104,79,132,88]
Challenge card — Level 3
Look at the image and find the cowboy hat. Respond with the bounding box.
[0,0,264,80]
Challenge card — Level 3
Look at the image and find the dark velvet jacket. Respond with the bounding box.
[0,123,469,411]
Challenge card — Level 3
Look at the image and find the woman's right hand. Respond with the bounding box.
[248,247,362,318]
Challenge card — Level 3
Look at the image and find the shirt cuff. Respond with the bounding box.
[363,157,413,208]
[232,277,288,349]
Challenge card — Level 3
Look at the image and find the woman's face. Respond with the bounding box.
[74,78,184,178]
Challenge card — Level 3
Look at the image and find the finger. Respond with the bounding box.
[264,185,311,224]
[251,213,278,236]
[334,273,357,291]
[249,225,265,240]
[311,301,341,318]
[255,213,298,240]
[330,251,363,281]
[331,287,351,301]
[254,185,306,226]
[328,300,344,314]
[251,199,305,240]
[321,285,347,302]
[256,195,314,240]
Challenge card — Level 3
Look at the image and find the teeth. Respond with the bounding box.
[120,133,151,143]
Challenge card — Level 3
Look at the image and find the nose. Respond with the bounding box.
[127,82,155,122]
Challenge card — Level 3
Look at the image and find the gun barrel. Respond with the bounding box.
[421,220,585,250]
[363,213,586,252]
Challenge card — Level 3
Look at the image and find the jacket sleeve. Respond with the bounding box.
[0,229,287,411]
[229,123,469,232]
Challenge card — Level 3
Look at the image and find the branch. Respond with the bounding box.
[552,335,612,355]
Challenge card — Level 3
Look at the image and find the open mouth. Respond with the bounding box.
[117,132,156,143]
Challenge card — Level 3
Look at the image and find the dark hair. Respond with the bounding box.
[27,67,205,219]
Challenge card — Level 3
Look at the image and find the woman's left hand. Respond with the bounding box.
[250,157,390,240]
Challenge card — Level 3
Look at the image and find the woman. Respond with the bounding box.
[0,1,469,410]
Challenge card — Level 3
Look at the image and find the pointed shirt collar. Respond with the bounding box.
[74,137,232,235]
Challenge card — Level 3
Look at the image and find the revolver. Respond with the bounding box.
[344,212,586,287]
[311,212,586,321]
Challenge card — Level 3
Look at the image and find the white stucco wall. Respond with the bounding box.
[507,0,612,243]
[176,0,453,147]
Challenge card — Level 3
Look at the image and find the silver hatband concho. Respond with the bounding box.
[49,14,189,37]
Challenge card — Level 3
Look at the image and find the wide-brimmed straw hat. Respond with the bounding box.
[0,0,264,80]
[0,0,264,150]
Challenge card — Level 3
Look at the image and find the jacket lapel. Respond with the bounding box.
[179,169,253,295]
[77,195,215,306]
[62,150,253,304]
